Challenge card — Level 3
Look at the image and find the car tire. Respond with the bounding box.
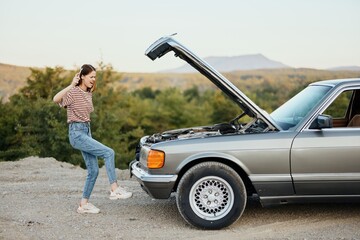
[176,161,246,229]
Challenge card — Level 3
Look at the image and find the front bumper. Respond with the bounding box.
[130,160,178,199]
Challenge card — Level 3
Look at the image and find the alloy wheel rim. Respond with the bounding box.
[189,176,234,221]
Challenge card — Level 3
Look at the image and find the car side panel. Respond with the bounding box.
[291,127,360,195]
[153,132,297,197]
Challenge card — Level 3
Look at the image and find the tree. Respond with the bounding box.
[210,91,241,123]
[0,67,82,164]
[21,67,66,100]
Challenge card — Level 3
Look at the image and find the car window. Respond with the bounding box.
[323,90,353,118]
[270,85,331,130]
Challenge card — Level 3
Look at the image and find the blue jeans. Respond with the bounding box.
[69,122,117,199]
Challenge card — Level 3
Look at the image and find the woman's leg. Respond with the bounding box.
[80,137,117,185]
[79,136,132,199]
[81,151,99,202]
[72,131,118,185]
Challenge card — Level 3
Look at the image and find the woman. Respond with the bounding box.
[53,64,132,214]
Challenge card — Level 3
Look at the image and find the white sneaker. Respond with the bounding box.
[110,186,133,200]
[77,203,100,214]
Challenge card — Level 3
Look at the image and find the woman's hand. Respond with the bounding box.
[71,73,81,87]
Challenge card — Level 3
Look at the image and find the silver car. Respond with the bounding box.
[130,36,360,229]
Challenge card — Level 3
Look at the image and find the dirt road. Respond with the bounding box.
[1,157,359,239]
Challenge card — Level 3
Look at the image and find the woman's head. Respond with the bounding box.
[77,64,96,92]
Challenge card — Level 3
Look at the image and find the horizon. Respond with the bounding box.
[1,0,359,73]
[2,58,359,74]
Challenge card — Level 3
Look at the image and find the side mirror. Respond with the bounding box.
[310,114,333,129]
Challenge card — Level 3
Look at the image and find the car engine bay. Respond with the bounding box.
[144,113,272,144]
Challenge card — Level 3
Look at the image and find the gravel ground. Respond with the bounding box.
[1,156,360,240]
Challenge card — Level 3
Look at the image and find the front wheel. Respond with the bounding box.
[176,162,246,229]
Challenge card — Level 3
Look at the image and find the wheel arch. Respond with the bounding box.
[174,155,256,197]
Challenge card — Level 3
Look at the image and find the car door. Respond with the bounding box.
[291,88,360,195]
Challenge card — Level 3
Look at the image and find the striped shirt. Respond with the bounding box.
[59,86,94,123]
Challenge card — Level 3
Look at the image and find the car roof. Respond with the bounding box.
[310,78,360,87]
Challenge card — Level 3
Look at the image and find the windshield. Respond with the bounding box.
[270,85,331,130]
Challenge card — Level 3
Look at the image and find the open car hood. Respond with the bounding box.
[145,35,280,131]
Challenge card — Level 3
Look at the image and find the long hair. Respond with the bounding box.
[76,64,96,92]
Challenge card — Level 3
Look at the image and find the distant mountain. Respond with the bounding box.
[0,63,31,101]
[327,66,360,71]
[162,54,291,73]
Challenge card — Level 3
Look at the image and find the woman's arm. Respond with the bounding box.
[53,73,80,103]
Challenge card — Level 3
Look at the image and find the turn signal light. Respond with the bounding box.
[147,150,165,169]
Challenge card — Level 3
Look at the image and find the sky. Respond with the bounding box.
[0,0,359,73]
